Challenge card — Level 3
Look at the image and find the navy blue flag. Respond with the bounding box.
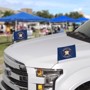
[58,45,76,61]
[14,30,27,41]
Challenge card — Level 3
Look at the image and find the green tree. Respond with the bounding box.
[0,10,3,17]
[2,11,14,17]
[65,13,69,17]
[66,12,83,18]
[35,10,54,18]
[54,13,63,17]
[34,10,84,19]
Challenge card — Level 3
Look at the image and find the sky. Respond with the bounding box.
[0,0,90,15]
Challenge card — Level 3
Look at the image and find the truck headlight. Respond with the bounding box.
[37,68,43,77]
[37,84,44,90]
[36,68,63,89]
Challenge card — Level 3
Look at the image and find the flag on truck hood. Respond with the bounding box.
[58,45,76,61]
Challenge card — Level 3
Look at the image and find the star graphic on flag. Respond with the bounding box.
[64,50,70,56]
[19,33,23,38]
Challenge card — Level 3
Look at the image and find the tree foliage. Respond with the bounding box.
[54,13,63,17]
[35,10,54,18]
[34,10,83,19]
[65,12,83,18]
[2,11,15,17]
[0,9,84,19]
[0,10,3,17]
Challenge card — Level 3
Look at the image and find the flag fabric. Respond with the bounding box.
[58,45,76,61]
[14,30,27,41]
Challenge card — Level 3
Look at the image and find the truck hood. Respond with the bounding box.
[5,33,89,68]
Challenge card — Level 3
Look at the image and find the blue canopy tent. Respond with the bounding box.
[75,17,89,22]
[0,12,48,31]
[50,16,75,32]
[0,12,46,22]
[50,16,75,22]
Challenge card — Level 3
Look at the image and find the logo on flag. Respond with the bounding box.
[18,32,25,39]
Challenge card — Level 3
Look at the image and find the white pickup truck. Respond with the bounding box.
[0,20,90,90]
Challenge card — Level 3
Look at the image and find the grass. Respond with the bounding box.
[0,35,12,62]
[0,44,8,74]
[0,35,12,74]
[0,43,9,61]
[0,35,12,43]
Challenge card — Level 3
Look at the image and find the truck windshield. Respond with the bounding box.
[67,20,90,42]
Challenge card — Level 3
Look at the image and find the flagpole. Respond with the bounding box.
[15,20,18,31]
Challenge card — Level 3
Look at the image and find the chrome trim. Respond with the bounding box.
[3,54,28,90]
[4,64,20,80]
[0,81,6,90]
[4,55,20,69]
[3,75,27,90]
[3,75,19,90]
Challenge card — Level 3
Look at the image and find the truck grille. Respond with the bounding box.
[0,54,28,90]
[1,81,13,90]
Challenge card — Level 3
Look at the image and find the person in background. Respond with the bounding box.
[2,24,6,34]
[68,25,73,32]
[42,28,49,35]
[0,25,3,34]
[57,26,61,32]
[27,26,33,38]
[6,23,11,34]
